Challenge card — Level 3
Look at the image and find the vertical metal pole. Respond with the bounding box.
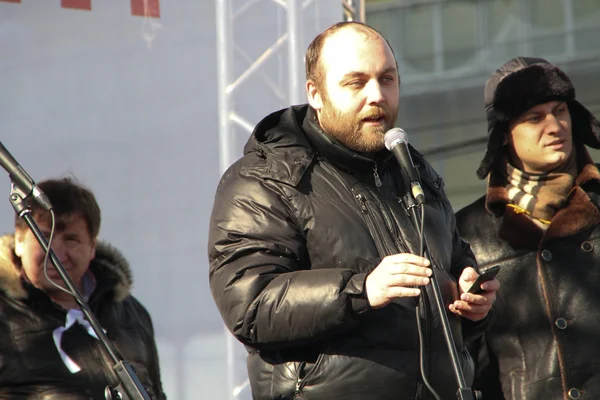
[358,0,365,22]
[217,0,234,177]
[288,0,302,105]
[342,0,365,22]
[216,3,237,398]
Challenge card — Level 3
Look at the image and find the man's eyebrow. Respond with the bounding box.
[523,109,539,117]
[380,66,397,75]
[524,106,544,116]
[553,102,567,111]
[340,67,398,80]
[524,102,566,118]
[340,71,368,80]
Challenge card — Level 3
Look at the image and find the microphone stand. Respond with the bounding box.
[9,184,151,400]
[404,193,481,400]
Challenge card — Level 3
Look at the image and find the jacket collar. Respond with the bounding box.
[242,105,315,187]
[301,106,393,175]
[0,235,133,302]
[243,104,394,186]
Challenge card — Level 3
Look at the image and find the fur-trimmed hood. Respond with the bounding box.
[0,235,133,302]
[477,57,600,179]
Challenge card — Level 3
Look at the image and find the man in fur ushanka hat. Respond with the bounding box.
[456,57,600,399]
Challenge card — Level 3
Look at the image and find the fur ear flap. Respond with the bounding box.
[569,101,600,149]
[476,119,507,180]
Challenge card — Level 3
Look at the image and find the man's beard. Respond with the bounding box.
[317,95,397,153]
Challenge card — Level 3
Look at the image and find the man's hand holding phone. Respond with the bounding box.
[450,265,501,322]
[467,265,501,294]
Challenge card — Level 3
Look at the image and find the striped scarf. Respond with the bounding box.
[500,153,577,224]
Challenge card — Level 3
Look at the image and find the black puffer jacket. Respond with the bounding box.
[457,162,600,400]
[0,235,166,400]
[209,105,487,400]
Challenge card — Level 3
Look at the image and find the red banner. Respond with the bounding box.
[61,0,92,10]
[0,0,160,17]
[131,0,160,18]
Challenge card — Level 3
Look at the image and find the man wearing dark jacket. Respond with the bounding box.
[209,21,498,400]
[457,57,600,399]
[0,177,166,399]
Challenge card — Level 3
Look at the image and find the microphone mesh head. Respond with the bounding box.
[384,128,407,151]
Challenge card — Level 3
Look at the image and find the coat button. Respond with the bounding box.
[541,249,552,261]
[581,241,594,252]
[555,318,568,329]
[568,388,581,399]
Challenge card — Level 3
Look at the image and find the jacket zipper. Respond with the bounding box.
[373,164,382,187]
[372,193,411,254]
[355,192,396,257]
[293,361,306,399]
[293,376,301,399]
[358,189,432,397]
[325,156,434,397]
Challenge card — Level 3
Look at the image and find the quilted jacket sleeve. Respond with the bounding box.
[208,165,370,351]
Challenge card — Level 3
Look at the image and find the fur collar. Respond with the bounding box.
[0,235,132,302]
[485,152,600,248]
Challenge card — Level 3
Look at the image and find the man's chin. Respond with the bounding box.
[362,130,386,149]
[356,140,386,153]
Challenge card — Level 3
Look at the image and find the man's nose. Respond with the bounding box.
[544,113,563,134]
[50,239,68,262]
[365,80,384,105]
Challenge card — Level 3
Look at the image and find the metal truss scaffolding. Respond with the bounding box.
[216,0,364,398]
[343,0,365,22]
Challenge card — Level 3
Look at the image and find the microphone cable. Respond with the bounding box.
[413,201,442,400]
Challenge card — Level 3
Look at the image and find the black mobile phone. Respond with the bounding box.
[467,265,501,294]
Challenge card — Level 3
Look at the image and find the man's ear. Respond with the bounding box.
[89,239,96,262]
[14,229,25,258]
[306,80,323,111]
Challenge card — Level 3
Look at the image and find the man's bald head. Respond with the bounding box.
[305,21,398,90]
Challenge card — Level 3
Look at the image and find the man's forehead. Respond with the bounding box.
[322,27,382,55]
[525,100,565,114]
[320,28,395,75]
[32,212,86,230]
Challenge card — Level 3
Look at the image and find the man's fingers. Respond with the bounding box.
[386,264,432,277]
[449,307,488,321]
[460,290,496,304]
[384,253,430,267]
[452,300,488,312]
[460,266,479,283]
[479,279,500,292]
[387,274,430,287]
[367,253,435,308]
[387,287,422,298]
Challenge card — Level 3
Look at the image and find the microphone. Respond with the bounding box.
[0,142,52,210]
[384,128,424,205]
